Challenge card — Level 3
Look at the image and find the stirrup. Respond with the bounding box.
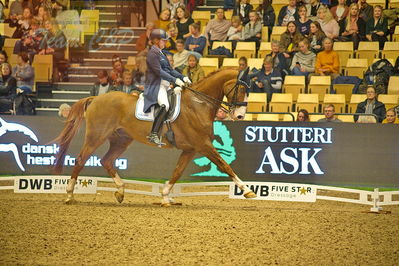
[147,133,165,146]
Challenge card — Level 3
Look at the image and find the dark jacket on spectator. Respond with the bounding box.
[365,17,388,36]
[354,99,386,123]
[262,5,275,27]
[233,3,253,25]
[0,74,17,99]
[338,17,366,38]
[277,6,299,26]
[90,82,116,96]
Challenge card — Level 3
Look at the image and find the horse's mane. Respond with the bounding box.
[193,67,238,89]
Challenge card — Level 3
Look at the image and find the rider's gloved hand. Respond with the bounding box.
[175,78,185,87]
[183,76,192,85]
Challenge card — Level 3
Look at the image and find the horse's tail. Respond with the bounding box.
[52,96,95,174]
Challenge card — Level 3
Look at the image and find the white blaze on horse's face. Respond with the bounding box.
[232,93,247,121]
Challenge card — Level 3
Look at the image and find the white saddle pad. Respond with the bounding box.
[135,93,181,122]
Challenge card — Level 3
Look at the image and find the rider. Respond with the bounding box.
[144,29,191,145]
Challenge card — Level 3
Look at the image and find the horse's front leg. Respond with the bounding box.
[162,150,196,207]
[200,142,256,198]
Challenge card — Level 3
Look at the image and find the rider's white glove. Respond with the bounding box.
[183,76,192,85]
[175,78,185,87]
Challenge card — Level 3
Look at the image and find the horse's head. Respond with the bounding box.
[223,68,249,120]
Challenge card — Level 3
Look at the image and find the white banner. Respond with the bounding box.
[229,182,316,202]
[14,176,97,194]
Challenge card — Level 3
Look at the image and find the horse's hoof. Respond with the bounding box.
[161,202,171,207]
[244,191,257,199]
[114,191,124,203]
[65,198,76,205]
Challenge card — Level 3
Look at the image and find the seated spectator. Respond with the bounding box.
[0,51,8,64]
[154,8,171,31]
[259,0,275,37]
[91,70,116,96]
[297,109,310,121]
[338,3,366,50]
[318,104,342,122]
[0,63,17,113]
[296,5,312,37]
[241,11,262,48]
[182,54,205,83]
[268,40,289,76]
[317,6,339,39]
[308,21,326,53]
[168,0,184,21]
[278,0,298,26]
[365,5,388,50]
[132,54,146,91]
[14,18,42,63]
[10,7,32,38]
[238,56,248,71]
[136,22,154,53]
[204,8,231,45]
[173,39,190,71]
[12,52,34,93]
[280,21,304,59]
[164,23,178,54]
[233,0,253,25]
[382,109,399,124]
[110,56,125,86]
[354,85,386,123]
[52,0,68,17]
[249,55,283,102]
[311,37,340,80]
[308,0,324,20]
[8,0,24,21]
[330,0,349,22]
[290,39,316,77]
[34,6,50,28]
[118,70,141,96]
[227,16,243,42]
[358,0,373,22]
[175,6,194,40]
[185,22,206,56]
[36,0,53,17]
[58,103,71,118]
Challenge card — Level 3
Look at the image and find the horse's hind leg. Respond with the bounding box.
[199,142,256,198]
[101,130,133,203]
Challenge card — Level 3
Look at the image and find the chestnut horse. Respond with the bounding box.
[53,68,256,206]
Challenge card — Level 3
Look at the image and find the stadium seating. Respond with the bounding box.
[257,113,280,121]
[272,0,289,23]
[390,0,399,8]
[367,0,385,7]
[225,10,233,20]
[356,42,380,65]
[247,93,267,112]
[125,56,136,72]
[199,58,219,76]
[243,113,255,121]
[345,58,368,79]
[270,26,286,41]
[248,58,264,69]
[323,94,346,113]
[337,115,354,122]
[333,84,354,103]
[388,76,399,94]
[0,23,16,37]
[392,26,399,42]
[258,42,272,58]
[3,39,18,59]
[222,58,239,67]
[308,76,331,102]
[212,41,233,52]
[333,42,354,73]
[309,114,325,122]
[378,94,399,110]
[261,27,269,42]
[9,54,18,66]
[282,75,305,102]
[80,10,99,35]
[283,113,296,121]
[269,93,293,112]
[348,94,366,113]
[32,55,53,82]
[234,42,256,58]
[192,11,211,31]
[296,94,319,113]
[381,42,399,61]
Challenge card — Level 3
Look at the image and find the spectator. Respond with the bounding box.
[241,11,262,49]
[110,56,125,86]
[13,18,42,63]
[136,22,154,53]
[154,8,171,31]
[52,0,68,17]
[9,0,24,20]
[173,39,190,71]
[182,54,205,83]
[296,5,312,37]
[34,6,50,27]
[12,52,34,93]
[175,6,194,40]
[238,56,248,71]
[58,103,71,118]
[168,0,184,22]
[382,109,399,124]
[0,51,8,64]
[358,0,373,22]
[227,16,243,43]
[249,55,283,102]
[365,5,388,50]
[312,37,340,80]
[118,70,141,95]
[91,70,116,96]
[308,0,324,20]
[308,21,326,53]
[164,23,178,54]
[204,8,231,45]
[290,39,316,77]
[132,54,146,91]
[0,63,17,113]
[297,109,310,121]
[330,0,349,22]
[280,21,304,59]
[278,0,299,26]
[268,40,289,76]
[355,86,386,123]
[259,0,275,37]
[318,104,342,122]
[233,0,253,25]
[224,0,235,10]
[338,3,366,50]
[185,22,207,56]
[10,7,32,38]
[317,6,339,39]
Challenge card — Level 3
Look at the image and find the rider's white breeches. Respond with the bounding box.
[158,80,170,111]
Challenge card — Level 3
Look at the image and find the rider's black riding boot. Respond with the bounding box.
[147,105,168,145]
